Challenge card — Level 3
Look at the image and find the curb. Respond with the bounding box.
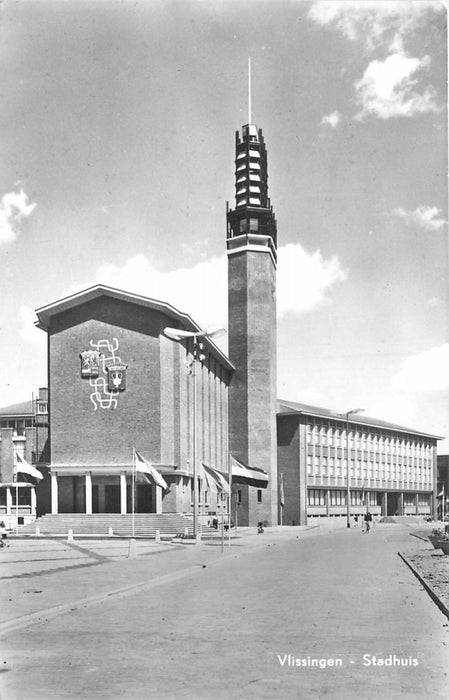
[398,551,449,622]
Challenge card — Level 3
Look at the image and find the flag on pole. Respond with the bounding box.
[230,456,268,489]
[279,473,285,507]
[15,453,43,483]
[360,485,365,506]
[134,451,168,490]
[202,463,230,494]
[437,490,444,498]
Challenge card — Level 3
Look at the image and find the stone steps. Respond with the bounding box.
[18,513,213,537]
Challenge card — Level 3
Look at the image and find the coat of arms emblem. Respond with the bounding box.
[107,363,128,392]
[79,350,102,378]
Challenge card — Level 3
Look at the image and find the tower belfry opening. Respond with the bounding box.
[226,123,277,260]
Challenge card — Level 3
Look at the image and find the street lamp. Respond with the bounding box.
[164,326,226,540]
[340,408,364,529]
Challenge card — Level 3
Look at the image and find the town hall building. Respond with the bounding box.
[0,116,441,529]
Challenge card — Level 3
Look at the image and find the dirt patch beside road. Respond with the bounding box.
[399,547,449,619]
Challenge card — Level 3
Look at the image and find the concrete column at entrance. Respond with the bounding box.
[51,473,59,514]
[415,493,419,515]
[120,472,127,514]
[155,485,162,514]
[381,492,387,517]
[398,492,404,516]
[85,472,92,515]
[6,487,12,515]
[325,489,330,517]
[31,487,37,516]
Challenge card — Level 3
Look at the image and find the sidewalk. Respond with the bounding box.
[1,525,448,700]
[0,527,311,630]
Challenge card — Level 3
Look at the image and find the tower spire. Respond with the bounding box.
[248,56,252,124]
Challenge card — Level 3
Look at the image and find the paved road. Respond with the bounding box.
[1,526,448,700]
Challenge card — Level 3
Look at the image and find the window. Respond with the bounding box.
[329,490,346,506]
[307,456,313,475]
[308,489,325,506]
[249,218,258,232]
[257,490,262,503]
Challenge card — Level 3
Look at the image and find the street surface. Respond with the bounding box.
[1,525,448,700]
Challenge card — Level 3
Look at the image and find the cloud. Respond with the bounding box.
[65,243,346,331]
[393,344,449,393]
[277,244,347,316]
[354,50,440,120]
[321,111,342,129]
[0,189,37,245]
[308,1,444,51]
[19,305,43,342]
[391,205,446,231]
[365,395,419,431]
[309,2,443,121]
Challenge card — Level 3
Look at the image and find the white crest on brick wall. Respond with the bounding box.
[87,338,128,411]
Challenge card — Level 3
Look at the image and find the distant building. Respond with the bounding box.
[437,454,449,519]
[0,388,49,525]
[277,400,440,525]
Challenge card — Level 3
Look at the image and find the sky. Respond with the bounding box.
[1,0,448,450]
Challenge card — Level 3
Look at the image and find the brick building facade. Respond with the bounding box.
[35,286,232,517]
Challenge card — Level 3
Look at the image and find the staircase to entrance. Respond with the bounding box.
[18,513,210,537]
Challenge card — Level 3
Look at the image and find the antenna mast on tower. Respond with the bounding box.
[248,56,252,124]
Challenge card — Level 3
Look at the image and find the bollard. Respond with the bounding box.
[67,529,73,542]
[127,538,137,559]
[108,527,114,537]
[155,529,161,543]
[35,525,41,536]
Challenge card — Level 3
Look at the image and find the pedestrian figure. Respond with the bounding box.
[364,511,372,533]
[257,521,264,534]
[353,515,359,527]
[0,521,8,548]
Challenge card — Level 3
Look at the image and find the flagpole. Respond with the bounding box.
[443,483,445,523]
[228,452,232,548]
[279,472,284,526]
[15,463,19,536]
[132,448,135,538]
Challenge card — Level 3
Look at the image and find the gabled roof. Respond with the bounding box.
[35,284,234,371]
[277,399,443,440]
[0,400,34,417]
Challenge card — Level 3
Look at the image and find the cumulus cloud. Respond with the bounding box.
[277,244,347,316]
[391,205,446,231]
[393,344,449,393]
[308,1,443,51]
[65,243,346,332]
[0,189,37,245]
[19,305,43,342]
[321,111,342,129]
[354,50,439,120]
[365,395,419,430]
[309,2,443,121]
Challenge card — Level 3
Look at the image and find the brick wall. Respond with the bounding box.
[46,295,231,511]
[228,249,278,525]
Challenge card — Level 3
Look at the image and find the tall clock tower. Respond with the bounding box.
[227,122,278,526]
